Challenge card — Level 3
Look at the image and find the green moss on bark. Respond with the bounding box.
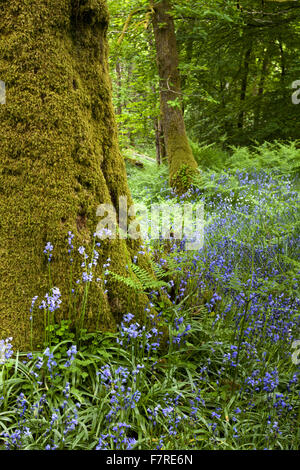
[151,0,198,196]
[0,0,152,350]
[165,130,198,194]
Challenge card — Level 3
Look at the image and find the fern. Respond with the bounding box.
[108,263,170,293]
[130,263,170,291]
[107,270,143,291]
[151,257,182,279]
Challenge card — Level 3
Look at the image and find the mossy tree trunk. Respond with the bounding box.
[150,0,198,194]
[0,0,152,350]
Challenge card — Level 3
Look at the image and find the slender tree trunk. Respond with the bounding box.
[154,117,161,165]
[0,0,152,350]
[126,63,135,146]
[278,39,286,82]
[254,46,270,130]
[150,0,198,193]
[115,59,123,116]
[237,46,252,130]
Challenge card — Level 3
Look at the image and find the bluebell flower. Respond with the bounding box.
[39,287,61,313]
[44,347,57,377]
[64,345,77,368]
[0,337,13,364]
[44,242,53,262]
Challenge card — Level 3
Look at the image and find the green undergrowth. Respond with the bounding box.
[0,142,299,450]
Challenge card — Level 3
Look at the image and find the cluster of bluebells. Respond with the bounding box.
[78,245,93,282]
[1,427,31,450]
[116,312,163,355]
[43,380,81,446]
[170,316,191,347]
[1,391,36,449]
[0,337,13,365]
[152,170,300,350]
[161,175,297,334]
[222,345,238,367]
[0,345,81,450]
[137,168,299,446]
[96,363,143,424]
[64,345,77,368]
[242,367,280,395]
[161,394,186,437]
[146,393,188,448]
[39,287,62,313]
[96,423,136,450]
[189,389,206,423]
[44,347,58,379]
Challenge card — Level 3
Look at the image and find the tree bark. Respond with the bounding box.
[0,0,152,350]
[115,59,123,116]
[254,46,270,130]
[150,0,198,193]
[278,39,286,82]
[237,46,252,130]
[154,117,161,165]
[159,118,167,162]
[126,62,135,147]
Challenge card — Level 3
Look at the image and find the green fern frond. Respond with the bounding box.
[130,263,170,290]
[107,263,170,293]
[107,270,144,292]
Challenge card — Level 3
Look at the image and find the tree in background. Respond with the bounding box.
[150,0,198,193]
[176,0,300,146]
[109,0,198,193]
[108,0,300,153]
[108,0,160,150]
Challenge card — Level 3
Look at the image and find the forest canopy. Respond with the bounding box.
[108,0,300,150]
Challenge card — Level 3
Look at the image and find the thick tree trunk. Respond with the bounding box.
[0,0,152,350]
[154,115,167,164]
[150,0,198,194]
[159,118,167,162]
